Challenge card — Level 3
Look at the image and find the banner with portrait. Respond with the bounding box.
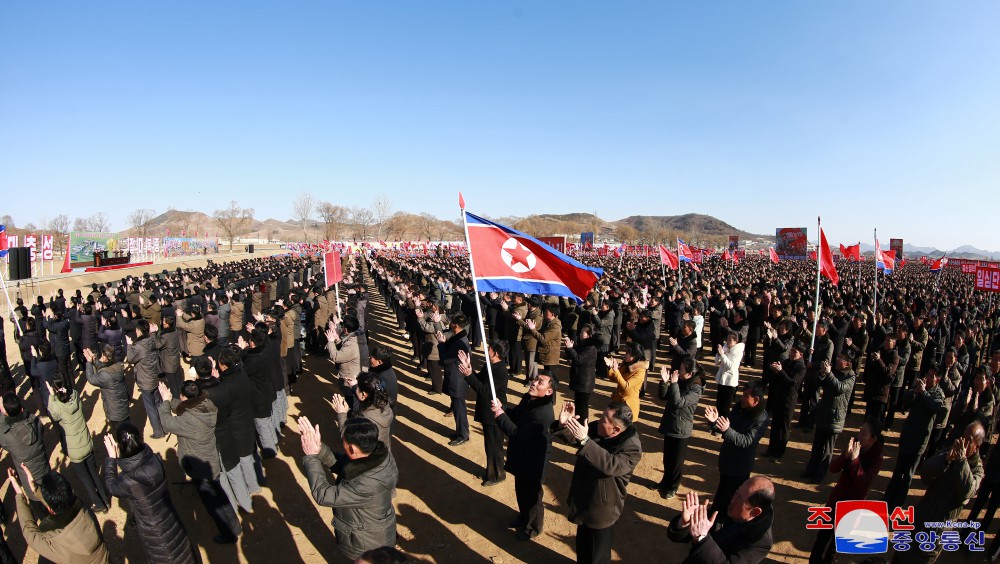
[775,228,808,260]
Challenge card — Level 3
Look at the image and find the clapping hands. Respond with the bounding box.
[457,350,472,376]
[299,416,323,456]
[330,394,350,414]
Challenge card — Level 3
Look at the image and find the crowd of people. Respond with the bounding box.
[0,243,999,563]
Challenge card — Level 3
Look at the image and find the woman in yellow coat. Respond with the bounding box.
[606,342,647,419]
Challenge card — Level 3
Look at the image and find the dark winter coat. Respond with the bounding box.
[815,367,856,434]
[302,442,398,560]
[553,422,642,529]
[439,330,471,399]
[159,394,221,480]
[206,366,257,469]
[154,328,182,374]
[715,403,769,477]
[496,394,555,482]
[0,413,50,494]
[466,361,509,425]
[104,446,195,563]
[768,357,806,416]
[658,377,704,439]
[565,336,601,394]
[242,345,276,419]
[85,360,130,422]
[668,507,774,564]
[898,386,947,456]
[126,334,161,391]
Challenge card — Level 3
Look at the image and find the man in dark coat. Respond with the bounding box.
[657,357,704,499]
[565,325,601,424]
[667,477,775,564]
[863,333,899,425]
[704,380,770,515]
[438,313,472,446]
[492,371,557,541]
[239,329,278,458]
[552,402,642,564]
[802,351,856,482]
[668,321,699,372]
[882,362,947,511]
[797,321,833,430]
[764,342,806,462]
[461,340,509,486]
[198,349,261,514]
[886,324,913,429]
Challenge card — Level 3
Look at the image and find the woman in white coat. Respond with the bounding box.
[714,330,745,418]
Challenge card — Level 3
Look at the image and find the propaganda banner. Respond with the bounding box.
[775,228,808,260]
[41,235,54,261]
[975,265,1000,292]
[69,232,120,267]
[537,236,567,254]
[890,239,904,261]
[728,235,740,252]
[580,232,595,249]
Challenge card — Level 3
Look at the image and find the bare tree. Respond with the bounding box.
[72,217,90,232]
[127,208,157,240]
[317,201,349,241]
[350,206,375,240]
[213,201,256,251]
[0,214,14,229]
[24,222,38,231]
[614,224,638,243]
[47,214,70,252]
[293,192,315,243]
[372,193,392,241]
[177,210,196,237]
[90,212,111,233]
[414,212,436,241]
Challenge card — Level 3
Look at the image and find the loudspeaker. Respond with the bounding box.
[248,244,255,254]
[8,247,30,280]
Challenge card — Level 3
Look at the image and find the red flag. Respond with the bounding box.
[459,191,466,210]
[323,251,343,288]
[722,249,731,261]
[659,245,678,270]
[809,250,817,261]
[769,247,780,264]
[839,243,860,261]
[819,227,839,285]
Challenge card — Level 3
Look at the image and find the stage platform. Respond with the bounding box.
[83,261,154,273]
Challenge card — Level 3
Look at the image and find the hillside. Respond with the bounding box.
[614,213,766,240]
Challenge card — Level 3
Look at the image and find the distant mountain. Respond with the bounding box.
[518,212,771,243]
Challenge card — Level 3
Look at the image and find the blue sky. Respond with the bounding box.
[2,1,999,249]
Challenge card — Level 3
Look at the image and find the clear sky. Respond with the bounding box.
[2,1,999,250]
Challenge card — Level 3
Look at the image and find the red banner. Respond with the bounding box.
[323,251,343,288]
[537,236,566,254]
[975,265,1000,292]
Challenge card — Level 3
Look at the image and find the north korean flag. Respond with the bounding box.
[0,224,8,258]
[930,256,947,272]
[677,238,694,262]
[465,212,603,303]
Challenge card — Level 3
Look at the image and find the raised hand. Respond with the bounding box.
[564,337,574,349]
[457,349,472,376]
[7,468,22,496]
[299,416,322,456]
[559,402,576,425]
[526,319,536,331]
[716,416,731,433]
[103,434,120,459]
[435,330,446,343]
[330,394,350,414]
[660,365,671,384]
[565,416,589,442]
[689,501,718,538]
[681,491,700,527]
[158,381,172,403]
[704,406,719,424]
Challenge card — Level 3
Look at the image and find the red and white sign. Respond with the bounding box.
[41,235,54,261]
[976,266,1000,292]
[25,234,37,262]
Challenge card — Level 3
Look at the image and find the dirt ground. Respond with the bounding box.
[0,257,965,563]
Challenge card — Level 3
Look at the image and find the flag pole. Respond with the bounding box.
[458,194,498,400]
[873,228,878,316]
[809,216,822,364]
[857,240,861,295]
[0,268,22,339]
[675,238,682,291]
